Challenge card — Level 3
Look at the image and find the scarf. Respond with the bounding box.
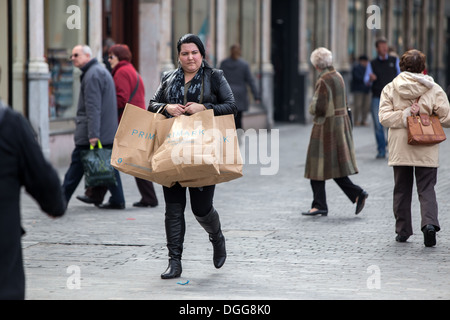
[169,64,204,105]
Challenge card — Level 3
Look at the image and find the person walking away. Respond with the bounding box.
[302,48,368,217]
[220,44,260,130]
[149,34,236,279]
[364,38,400,159]
[379,49,450,247]
[61,45,125,209]
[77,44,159,208]
[351,55,371,126]
[0,94,66,300]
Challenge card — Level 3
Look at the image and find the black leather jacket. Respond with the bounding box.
[148,66,236,118]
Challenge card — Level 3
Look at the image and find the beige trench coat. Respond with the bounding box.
[379,72,450,167]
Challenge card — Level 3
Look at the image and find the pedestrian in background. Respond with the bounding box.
[102,38,115,73]
[351,55,371,126]
[364,38,400,159]
[379,49,450,247]
[149,34,236,279]
[77,44,159,208]
[302,47,368,217]
[220,44,260,130]
[0,70,66,299]
[62,45,125,210]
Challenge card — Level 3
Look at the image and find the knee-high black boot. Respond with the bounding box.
[161,203,185,279]
[195,207,226,269]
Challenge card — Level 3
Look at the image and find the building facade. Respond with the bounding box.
[1,0,449,166]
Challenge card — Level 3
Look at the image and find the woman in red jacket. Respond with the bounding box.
[109,44,158,208]
[77,44,158,208]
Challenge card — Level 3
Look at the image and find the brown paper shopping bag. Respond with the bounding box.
[110,103,174,187]
[150,110,220,185]
[179,113,243,187]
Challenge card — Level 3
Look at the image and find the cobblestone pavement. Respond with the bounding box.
[20,123,450,300]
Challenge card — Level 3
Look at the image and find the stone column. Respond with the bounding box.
[28,0,50,158]
[12,0,27,115]
[215,0,227,66]
[330,0,350,72]
[139,0,161,101]
[298,0,311,123]
[261,0,274,129]
[88,0,103,60]
[160,0,175,74]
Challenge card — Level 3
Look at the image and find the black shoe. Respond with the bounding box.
[395,235,409,242]
[133,201,158,208]
[422,225,436,247]
[355,191,369,215]
[301,209,328,216]
[97,202,125,210]
[76,195,101,206]
[161,259,182,279]
[210,231,227,269]
[376,153,386,159]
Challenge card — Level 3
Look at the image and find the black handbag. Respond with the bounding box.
[81,141,117,187]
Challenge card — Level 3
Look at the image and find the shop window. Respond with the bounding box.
[173,0,212,65]
[348,0,368,61]
[44,0,87,121]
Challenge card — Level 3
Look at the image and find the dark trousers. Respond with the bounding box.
[235,111,243,130]
[163,183,215,217]
[310,177,363,211]
[135,178,158,205]
[62,145,125,205]
[393,166,439,237]
[87,177,158,206]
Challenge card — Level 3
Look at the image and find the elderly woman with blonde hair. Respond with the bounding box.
[379,49,450,247]
[302,47,368,217]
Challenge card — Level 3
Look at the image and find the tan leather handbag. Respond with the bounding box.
[407,97,446,145]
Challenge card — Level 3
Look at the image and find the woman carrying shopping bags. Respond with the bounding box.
[148,34,236,279]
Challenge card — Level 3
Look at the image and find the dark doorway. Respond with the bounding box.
[271,0,304,123]
[102,0,140,70]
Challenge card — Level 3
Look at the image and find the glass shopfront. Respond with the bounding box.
[172,0,259,68]
[0,0,28,115]
[226,0,258,66]
[173,0,211,64]
[44,0,87,121]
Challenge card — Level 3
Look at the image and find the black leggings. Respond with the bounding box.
[163,183,215,217]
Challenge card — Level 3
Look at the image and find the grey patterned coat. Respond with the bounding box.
[304,67,359,181]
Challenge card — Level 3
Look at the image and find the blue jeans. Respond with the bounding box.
[370,97,387,156]
[62,145,125,205]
